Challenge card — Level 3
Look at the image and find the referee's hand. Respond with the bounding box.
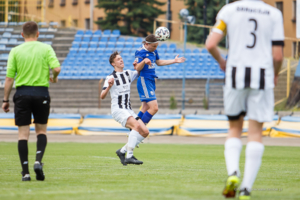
[50,76,58,83]
[2,102,9,113]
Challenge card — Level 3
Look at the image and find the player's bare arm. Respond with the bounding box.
[135,58,151,71]
[272,45,284,86]
[50,67,61,83]
[2,77,14,113]
[205,32,226,71]
[156,55,186,66]
[100,78,114,99]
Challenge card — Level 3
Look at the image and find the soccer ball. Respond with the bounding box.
[155,27,170,41]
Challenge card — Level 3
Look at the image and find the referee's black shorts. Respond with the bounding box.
[13,86,51,126]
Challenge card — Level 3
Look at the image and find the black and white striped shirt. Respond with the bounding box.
[103,70,139,110]
[213,0,284,90]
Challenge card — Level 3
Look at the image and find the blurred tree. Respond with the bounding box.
[185,0,235,46]
[95,0,165,36]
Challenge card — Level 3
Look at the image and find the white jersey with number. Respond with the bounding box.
[213,0,284,90]
[103,70,139,111]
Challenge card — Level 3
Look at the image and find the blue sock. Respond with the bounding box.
[141,111,153,125]
[137,111,144,119]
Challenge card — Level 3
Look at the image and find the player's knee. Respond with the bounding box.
[133,122,141,131]
[140,126,149,137]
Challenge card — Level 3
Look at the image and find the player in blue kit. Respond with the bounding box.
[134,34,186,125]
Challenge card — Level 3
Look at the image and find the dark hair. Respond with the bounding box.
[142,34,158,44]
[109,51,120,67]
[22,21,38,38]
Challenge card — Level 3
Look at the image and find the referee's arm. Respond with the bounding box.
[48,46,61,83]
[2,49,16,112]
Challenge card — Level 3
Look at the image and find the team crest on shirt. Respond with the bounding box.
[150,91,154,95]
[146,54,149,56]
[148,63,156,69]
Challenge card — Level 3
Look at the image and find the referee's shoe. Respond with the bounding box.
[34,162,45,181]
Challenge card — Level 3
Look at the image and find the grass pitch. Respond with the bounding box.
[0,142,299,200]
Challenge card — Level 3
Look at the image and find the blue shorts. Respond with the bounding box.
[137,76,156,102]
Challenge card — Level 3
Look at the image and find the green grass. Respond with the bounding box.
[0,142,299,200]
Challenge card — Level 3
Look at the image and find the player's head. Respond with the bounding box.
[22,21,39,39]
[109,51,124,69]
[143,34,159,52]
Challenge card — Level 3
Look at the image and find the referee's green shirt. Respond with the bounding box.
[6,41,60,88]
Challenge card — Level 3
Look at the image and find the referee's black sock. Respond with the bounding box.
[18,140,29,174]
[36,134,47,163]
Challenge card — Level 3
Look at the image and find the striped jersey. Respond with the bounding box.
[103,70,139,110]
[213,0,284,90]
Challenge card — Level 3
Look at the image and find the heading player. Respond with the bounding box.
[134,34,186,125]
[205,0,284,199]
[101,51,149,165]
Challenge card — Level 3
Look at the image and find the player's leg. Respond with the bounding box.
[239,89,273,199]
[141,100,158,125]
[18,125,31,181]
[14,93,32,181]
[32,95,50,181]
[222,88,247,198]
[33,124,47,181]
[124,116,149,165]
[138,102,149,119]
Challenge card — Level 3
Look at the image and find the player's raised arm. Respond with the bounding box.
[156,55,186,66]
[135,58,151,71]
[100,77,114,99]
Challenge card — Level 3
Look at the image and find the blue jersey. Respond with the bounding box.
[135,45,160,79]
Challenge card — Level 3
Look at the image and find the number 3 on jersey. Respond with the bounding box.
[247,19,257,49]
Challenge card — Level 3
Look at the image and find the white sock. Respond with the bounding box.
[126,130,138,158]
[224,137,242,176]
[240,141,264,192]
[132,131,145,147]
[120,144,127,154]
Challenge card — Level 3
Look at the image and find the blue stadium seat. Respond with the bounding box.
[99,37,108,45]
[46,34,54,38]
[39,28,48,33]
[76,30,84,35]
[89,42,98,48]
[8,39,18,45]
[125,38,134,45]
[2,32,11,38]
[38,22,48,26]
[201,49,208,54]
[117,37,125,44]
[81,43,89,48]
[82,37,91,42]
[69,48,78,54]
[111,29,120,38]
[5,28,13,32]
[0,39,8,44]
[49,22,59,27]
[0,45,5,50]
[0,22,7,26]
[8,22,17,26]
[91,37,99,42]
[169,43,177,49]
[185,49,192,54]
[116,43,124,48]
[94,30,102,36]
[85,30,93,35]
[39,34,46,39]
[74,36,82,42]
[96,48,105,54]
[135,37,143,44]
[166,48,175,53]
[193,49,200,54]
[11,34,19,38]
[103,30,111,35]
[18,22,25,26]
[0,54,9,61]
[160,43,167,49]
[87,48,96,53]
[175,49,183,54]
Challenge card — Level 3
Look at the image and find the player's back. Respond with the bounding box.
[219,0,284,89]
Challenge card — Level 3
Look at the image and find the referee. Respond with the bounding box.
[1,21,61,181]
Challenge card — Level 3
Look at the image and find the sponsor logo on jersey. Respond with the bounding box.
[150,91,154,95]
[148,63,156,69]
[146,54,149,56]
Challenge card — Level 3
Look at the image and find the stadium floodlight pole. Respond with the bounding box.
[182,22,187,110]
[90,0,94,30]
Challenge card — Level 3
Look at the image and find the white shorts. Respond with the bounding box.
[223,87,274,123]
[112,109,138,127]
